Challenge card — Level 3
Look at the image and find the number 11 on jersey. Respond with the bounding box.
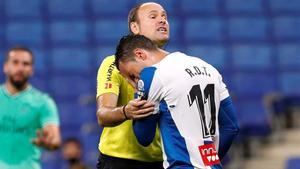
[187,84,216,138]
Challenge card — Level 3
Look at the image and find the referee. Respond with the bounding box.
[96,2,169,169]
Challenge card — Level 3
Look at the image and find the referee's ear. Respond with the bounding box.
[130,22,140,35]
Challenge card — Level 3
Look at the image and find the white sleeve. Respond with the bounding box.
[218,72,230,101]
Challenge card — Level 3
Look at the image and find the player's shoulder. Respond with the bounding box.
[29,86,44,96]
[0,84,5,97]
[159,52,191,66]
[140,67,157,78]
[186,53,220,74]
[29,86,54,103]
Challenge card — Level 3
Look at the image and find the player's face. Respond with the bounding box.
[135,3,169,47]
[62,142,81,162]
[119,60,145,88]
[3,51,33,89]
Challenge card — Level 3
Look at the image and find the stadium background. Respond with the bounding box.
[0,0,300,168]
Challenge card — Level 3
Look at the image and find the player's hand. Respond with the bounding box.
[32,128,52,149]
[32,126,61,150]
[125,99,155,120]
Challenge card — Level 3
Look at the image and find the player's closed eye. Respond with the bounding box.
[12,60,19,64]
[23,61,31,66]
[129,74,135,81]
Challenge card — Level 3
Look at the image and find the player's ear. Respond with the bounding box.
[29,66,34,77]
[130,22,140,35]
[3,65,6,75]
[133,48,147,60]
[29,57,34,77]
[3,62,8,74]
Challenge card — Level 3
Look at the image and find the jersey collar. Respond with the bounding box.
[1,84,32,99]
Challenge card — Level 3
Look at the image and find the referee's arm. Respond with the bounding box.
[97,93,128,127]
[97,95,155,127]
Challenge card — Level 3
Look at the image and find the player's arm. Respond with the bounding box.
[218,96,239,159]
[32,95,61,150]
[96,93,155,127]
[133,113,160,146]
[132,67,162,146]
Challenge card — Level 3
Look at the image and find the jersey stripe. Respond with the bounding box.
[159,100,193,169]
[139,67,157,100]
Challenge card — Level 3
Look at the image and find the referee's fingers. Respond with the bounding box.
[135,107,154,115]
[130,99,147,107]
[139,102,155,109]
[133,112,153,120]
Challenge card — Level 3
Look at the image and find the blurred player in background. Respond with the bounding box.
[115,35,239,169]
[96,2,169,169]
[62,137,90,169]
[0,46,61,169]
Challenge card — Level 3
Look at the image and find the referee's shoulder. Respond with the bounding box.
[97,55,119,79]
[100,55,116,66]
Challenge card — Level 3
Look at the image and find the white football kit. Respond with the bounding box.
[135,52,229,169]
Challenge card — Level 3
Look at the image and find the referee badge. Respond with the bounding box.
[105,82,112,89]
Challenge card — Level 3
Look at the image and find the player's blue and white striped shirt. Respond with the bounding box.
[134,52,231,169]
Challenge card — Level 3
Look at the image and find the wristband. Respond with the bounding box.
[123,104,129,120]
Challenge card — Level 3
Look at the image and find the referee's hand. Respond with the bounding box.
[125,99,155,120]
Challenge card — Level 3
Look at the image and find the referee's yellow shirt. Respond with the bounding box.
[96,55,163,162]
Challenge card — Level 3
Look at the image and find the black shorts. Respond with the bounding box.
[97,153,164,169]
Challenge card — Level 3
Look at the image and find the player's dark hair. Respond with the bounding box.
[128,3,143,35]
[115,35,158,70]
[5,46,34,64]
[63,137,82,148]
